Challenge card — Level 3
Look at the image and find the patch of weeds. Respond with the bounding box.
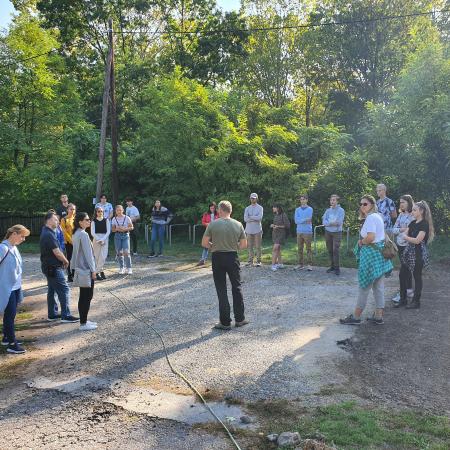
[296,401,450,449]
[315,384,348,396]
[16,311,33,321]
[0,357,36,384]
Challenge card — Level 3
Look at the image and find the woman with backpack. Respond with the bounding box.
[0,225,30,354]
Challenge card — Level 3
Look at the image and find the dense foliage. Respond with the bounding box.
[0,0,449,232]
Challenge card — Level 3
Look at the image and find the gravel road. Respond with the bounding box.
[0,255,378,448]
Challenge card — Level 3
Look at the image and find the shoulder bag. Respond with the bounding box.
[72,269,92,288]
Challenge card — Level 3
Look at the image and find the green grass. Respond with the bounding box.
[19,232,450,269]
[248,400,450,450]
[296,402,450,450]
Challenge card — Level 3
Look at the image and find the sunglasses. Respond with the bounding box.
[360,202,370,206]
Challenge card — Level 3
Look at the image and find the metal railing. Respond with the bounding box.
[144,224,169,244]
[192,223,205,245]
[313,225,350,255]
[169,224,191,246]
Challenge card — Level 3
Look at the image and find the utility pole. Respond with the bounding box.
[110,19,119,207]
[95,18,113,204]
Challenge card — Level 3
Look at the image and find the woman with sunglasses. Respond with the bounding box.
[340,195,393,325]
[0,225,30,353]
[91,206,110,280]
[72,212,97,331]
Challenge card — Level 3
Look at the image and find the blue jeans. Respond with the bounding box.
[114,232,130,254]
[201,247,209,261]
[46,268,71,319]
[151,223,165,254]
[3,289,21,344]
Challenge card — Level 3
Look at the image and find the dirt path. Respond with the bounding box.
[341,263,450,415]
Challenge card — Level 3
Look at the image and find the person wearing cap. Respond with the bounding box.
[244,193,264,267]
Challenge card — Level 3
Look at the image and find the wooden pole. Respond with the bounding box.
[110,19,119,207]
[95,18,113,204]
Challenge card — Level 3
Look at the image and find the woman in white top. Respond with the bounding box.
[91,207,111,280]
[112,205,133,274]
[340,195,393,325]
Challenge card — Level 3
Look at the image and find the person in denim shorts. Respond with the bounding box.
[111,205,134,274]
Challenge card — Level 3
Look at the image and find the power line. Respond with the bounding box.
[1,8,448,69]
[107,8,450,35]
[0,49,55,69]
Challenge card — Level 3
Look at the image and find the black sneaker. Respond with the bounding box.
[100,272,106,280]
[335,268,341,276]
[68,277,73,283]
[1,337,9,346]
[7,343,26,354]
[96,274,103,281]
[366,315,384,325]
[47,314,61,322]
[147,253,156,258]
[339,314,361,325]
[213,322,232,330]
[61,315,80,323]
[326,267,335,273]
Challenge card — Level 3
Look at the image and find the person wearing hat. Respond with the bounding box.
[244,193,264,266]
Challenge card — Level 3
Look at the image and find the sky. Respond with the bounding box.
[0,0,241,30]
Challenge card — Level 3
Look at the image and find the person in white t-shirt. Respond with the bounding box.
[126,198,140,255]
[340,195,393,325]
[111,205,134,274]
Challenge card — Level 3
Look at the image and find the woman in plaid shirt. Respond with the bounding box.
[340,195,393,325]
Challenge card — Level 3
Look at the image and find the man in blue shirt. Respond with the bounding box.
[294,194,313,270]
[322,194,345,276]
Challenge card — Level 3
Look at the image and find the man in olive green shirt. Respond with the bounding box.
[202,200,248,330]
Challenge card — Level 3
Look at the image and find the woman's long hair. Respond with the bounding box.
[4,224,30,240]
[273,204,284,214]
[415,201,435,243]
[400,195,414,213]
[358,195,378,220]
[74,212,89,233]
[205,202,217,214]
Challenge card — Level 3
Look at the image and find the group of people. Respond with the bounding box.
[197,192,346,274]
[0,184,435,354]
[199,184,434,330]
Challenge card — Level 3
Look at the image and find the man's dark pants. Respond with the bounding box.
[325,231,342,269]
[130,228,138,254]
[211,251,245,326]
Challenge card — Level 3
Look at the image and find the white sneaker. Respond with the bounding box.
[392,292,401,302]
[80,322,97,331]
[119,268,125,274]
[406,289,414,298]
[271,265,278,271]
[127,268,133,275]
[86,320,97,326]
[306,265,313,271]
[133,252,138,256]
